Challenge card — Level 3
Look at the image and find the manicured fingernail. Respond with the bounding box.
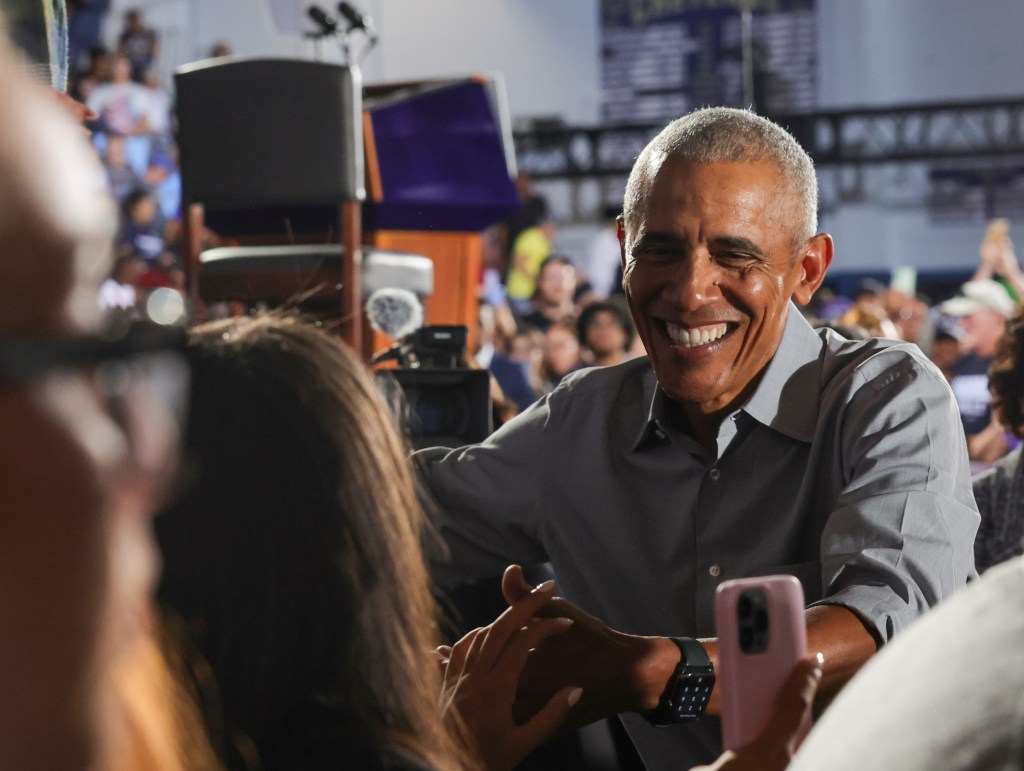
[553,617,574,629]
[534,579,556,592]
[815,651,825,666]
[567,688,583,707]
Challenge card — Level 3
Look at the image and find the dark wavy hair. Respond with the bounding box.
[576,300,636,352]
[530,254,576,300]
[155,313,469,771]
[989,307,1024,439]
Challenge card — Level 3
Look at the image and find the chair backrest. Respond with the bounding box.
[175,57,365,209]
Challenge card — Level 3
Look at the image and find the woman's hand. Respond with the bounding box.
[693,655,823,771]
[438,579,582,770]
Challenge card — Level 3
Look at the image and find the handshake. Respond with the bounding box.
[435,565,822,771]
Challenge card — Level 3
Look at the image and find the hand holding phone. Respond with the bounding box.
[715,574,808,751]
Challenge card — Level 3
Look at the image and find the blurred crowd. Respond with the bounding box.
[65,6,235,317]
[44,7,1024,497]
[70,12,1022,488]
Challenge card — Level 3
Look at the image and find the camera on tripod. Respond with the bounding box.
[375,324,492,450]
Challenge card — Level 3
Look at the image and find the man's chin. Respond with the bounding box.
[650,357,726,402]
[657,381,729,412]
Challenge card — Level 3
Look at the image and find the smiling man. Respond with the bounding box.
[419,107,979,768]
[622,151,827,451]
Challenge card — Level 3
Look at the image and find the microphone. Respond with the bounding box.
[337,2,378,40]
[307,5,339,35]
[366,289,424,364]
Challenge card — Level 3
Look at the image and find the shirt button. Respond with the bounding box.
[654,429,666,440]
[709,468,721,481]
[709,564,721,577]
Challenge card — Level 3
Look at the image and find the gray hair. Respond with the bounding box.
[623,107,818,247]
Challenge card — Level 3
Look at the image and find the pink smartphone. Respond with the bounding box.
[714,574,807,751]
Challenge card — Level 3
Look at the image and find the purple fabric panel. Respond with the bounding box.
[369,80,519,231]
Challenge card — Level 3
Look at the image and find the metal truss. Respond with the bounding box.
[785,98,1024,165]
[513,98,1024,178]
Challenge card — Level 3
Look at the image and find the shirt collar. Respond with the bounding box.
[740,304,824,443]
[633,370,670,450]
[632,303,824,450]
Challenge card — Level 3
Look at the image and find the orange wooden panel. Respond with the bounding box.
[370,230,482,356]
[362,110,383,203]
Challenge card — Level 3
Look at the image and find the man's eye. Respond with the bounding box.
[634,247,677,261]
[716,252,755,265]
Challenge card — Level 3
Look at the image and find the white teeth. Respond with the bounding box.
[666,322,729,348]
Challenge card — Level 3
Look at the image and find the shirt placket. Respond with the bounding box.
[693,413,742,634]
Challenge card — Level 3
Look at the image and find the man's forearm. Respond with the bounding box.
[508,569,879,728]
[628,604,877,717]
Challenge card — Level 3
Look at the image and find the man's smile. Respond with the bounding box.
[665,321,735,349]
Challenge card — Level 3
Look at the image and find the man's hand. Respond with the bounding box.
[501,566,878,726]
[500,565,680,726]
[692,656,822,771]
[438,580,582,770]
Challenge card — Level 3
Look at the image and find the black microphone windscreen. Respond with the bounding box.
[337,2,361,25]
[307,5,338,32]
[338,2,375,33]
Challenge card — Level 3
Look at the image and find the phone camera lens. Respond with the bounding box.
[738,595,752,619]
[739,627,753,651]
[754,609,769,633]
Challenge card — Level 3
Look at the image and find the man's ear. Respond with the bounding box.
[617,216,628,274]
[792,233,834,306]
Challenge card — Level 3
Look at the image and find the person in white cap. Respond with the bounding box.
[941,278,1017,464]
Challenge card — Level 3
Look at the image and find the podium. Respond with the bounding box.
[175,61,520,359]
[362,75,521,354]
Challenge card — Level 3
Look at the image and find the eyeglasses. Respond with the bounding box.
[1,320,190,506]
[0,321,186,386]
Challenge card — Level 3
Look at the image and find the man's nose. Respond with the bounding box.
[669,253,720,310]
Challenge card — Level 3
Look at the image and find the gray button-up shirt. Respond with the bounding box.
[419,306,979,767]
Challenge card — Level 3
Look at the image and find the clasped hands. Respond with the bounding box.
[437,564,820,770]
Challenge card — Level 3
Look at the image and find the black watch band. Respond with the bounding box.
[643,637,715,726]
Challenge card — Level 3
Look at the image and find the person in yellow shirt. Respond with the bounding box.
[506,219,556,311]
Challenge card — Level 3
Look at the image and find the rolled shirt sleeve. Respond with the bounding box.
[813,347,980,642]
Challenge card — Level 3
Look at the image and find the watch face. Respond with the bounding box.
[675,674,714,719]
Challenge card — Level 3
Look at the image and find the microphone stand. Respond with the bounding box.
[306,25,375,66]
[304,30,329,62]
[306,4,353,64]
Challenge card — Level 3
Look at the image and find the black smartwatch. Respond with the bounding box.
[644,637,715,725]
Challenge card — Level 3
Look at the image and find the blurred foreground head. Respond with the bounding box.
[156,313,468,770]
[0,25,183,771]
[0,34,112,336]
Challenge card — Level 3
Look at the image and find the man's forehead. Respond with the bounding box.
[628,156,794,237]
[649,153,783,187]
